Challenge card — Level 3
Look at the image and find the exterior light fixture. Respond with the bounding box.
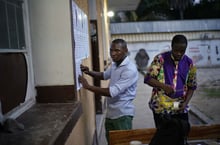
[107,11,114,17]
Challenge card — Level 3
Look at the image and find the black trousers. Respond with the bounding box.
[149,113,190,145]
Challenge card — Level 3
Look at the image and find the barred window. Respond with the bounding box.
[0,0,25,49]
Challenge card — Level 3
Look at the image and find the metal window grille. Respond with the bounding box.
[0,0,25,49]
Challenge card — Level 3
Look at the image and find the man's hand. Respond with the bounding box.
[178,101,187,111]
[80,64,89,74]
[162,84,174,96]
[78,75,90,89]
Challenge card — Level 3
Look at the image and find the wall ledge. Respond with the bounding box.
[0,102,82,145]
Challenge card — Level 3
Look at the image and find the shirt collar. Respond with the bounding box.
[113,56,129,67]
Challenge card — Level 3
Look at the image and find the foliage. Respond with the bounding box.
[203,88,220,98]
[185,0,220,19]
[110,0,220,22]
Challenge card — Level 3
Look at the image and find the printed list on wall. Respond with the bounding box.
[71,0,90,90]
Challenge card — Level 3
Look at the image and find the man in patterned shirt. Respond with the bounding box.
[144,35,197,145]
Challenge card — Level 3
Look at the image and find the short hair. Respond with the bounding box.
[111,39,127,49]
[171,35,188,47]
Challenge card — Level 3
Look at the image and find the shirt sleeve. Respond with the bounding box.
[187,64,197,90]
[144,54,163,83]
[103,66,111,80]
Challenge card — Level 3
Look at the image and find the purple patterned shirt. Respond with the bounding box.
[144,51,197,114]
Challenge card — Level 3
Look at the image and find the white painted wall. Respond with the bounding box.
[29,0,74,86]
[128,39,220,68]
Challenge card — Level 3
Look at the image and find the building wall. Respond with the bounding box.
[65,116,86,145]
[128,38,220,68]
[111,31,220,43]
[28,0,109,144]
[1,0,109,144]
[111,27,220,67]
[65,0,109,145]
[29,0,73,86]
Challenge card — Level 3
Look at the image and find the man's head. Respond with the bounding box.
[171,35,188,61]
[110,39,128,63]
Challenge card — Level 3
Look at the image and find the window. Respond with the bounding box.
[0,0,25,49]
[0,0,35,117]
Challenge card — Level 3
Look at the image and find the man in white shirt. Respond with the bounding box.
[79,38,138,144]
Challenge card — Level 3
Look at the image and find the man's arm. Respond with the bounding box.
[179,89,194,110]
[80,64,104,80]
[87,71,104,80]
[178,65,197,110]
[78,75,111,97]
[146,77,174,95]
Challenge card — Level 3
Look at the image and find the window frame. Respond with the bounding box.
[1,0,36,119]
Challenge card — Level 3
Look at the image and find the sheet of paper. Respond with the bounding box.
[71,1,90,90]
[72,1,89,60]
[75,59,82,90]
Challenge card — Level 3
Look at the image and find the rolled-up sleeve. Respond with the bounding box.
[144,55,162,84]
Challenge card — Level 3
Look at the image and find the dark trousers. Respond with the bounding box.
[149,113,190,145]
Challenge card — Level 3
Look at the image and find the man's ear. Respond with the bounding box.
[126,51,131,56]
[125,47,128,52]
[124,48,129,56]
